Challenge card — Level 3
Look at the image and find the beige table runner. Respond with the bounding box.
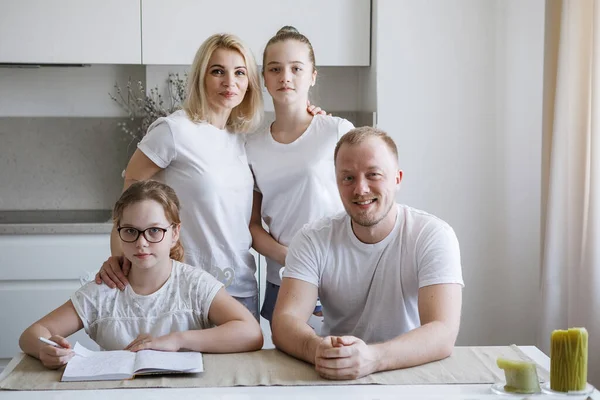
[0,345,549,391]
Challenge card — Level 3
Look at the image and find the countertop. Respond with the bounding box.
[0,210,113,234]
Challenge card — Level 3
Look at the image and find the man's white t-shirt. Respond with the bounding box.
[284,204,464,344]
[246,115,354,285]
[137,110,256,297]
[71,260,223,350]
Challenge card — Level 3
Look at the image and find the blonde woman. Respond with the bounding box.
[95,34,265,317]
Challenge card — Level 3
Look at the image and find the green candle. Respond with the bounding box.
[497,357,541,394]
[550,327,588,392]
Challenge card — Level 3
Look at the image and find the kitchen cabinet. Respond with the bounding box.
[0,0,141,64]
[141,0,371,66]
[0,234,109,359]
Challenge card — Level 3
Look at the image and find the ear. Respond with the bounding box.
[396,170,403,185]
[311,69,317,87]
[170,224,181,247]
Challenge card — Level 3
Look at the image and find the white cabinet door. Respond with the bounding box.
[0,234,109,359]
[0,0,141,64]
[141,0,370,66]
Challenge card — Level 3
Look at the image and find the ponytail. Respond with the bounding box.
[170,239,185,262]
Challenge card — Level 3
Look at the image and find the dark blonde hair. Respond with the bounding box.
[334,127,399,164]
[184,33,263,133]
[113,180,184,262]
[262,26,316,73]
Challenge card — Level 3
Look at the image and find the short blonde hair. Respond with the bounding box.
[334,127,399,164]
[183,33,263,133]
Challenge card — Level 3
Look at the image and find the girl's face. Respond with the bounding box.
[203,48,249,114]
[263,40,316,106]
[118,200,180,270]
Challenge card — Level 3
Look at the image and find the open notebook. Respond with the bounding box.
[62,342,204,382]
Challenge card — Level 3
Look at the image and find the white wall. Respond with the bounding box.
[376,0,545,346]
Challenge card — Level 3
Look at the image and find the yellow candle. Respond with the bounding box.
[497,357,540,393]
[550,327,588,392]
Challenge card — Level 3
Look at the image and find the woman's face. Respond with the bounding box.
[203,48,249,114]
[263,40,316,106]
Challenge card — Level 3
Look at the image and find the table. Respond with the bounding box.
[0,346,597,399]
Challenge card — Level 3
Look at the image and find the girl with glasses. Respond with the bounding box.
[19,180,263,369]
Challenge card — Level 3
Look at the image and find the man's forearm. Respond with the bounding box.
[372,321,457,372]
[272,314,321,364]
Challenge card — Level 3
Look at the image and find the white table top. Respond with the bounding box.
[0,346,597,399]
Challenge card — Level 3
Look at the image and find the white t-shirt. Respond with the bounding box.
[137,110,256,297]
[246,115,354,285]
[71,260,223,351]
[284,204,464,344]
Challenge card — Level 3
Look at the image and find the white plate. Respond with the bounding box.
[541,382,595,396]
[490,382,542,396]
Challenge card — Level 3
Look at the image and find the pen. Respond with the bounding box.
[38,337,65,348]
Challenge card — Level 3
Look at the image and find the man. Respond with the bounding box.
[271,126,464,380]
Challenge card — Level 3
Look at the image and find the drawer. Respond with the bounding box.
[0,234,110,280]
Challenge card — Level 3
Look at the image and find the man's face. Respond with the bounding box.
[335,137,402,228]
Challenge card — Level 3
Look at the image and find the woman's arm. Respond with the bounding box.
[128,289,263,353]
[19,300,84,369]
[249,191,288,266]
[96,149,163,288]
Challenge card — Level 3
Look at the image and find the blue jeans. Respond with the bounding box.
[234,294,259,321]
[260,282,280,323]
[260,282,321,323]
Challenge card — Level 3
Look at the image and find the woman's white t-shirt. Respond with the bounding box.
[137,110,256,297]
[71,260,223,350]
[246,115,354,285]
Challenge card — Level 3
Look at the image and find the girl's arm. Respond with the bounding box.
[249,191,288,266]
[19,300,84,369]
[96,149,163,289]
[128,288,263,353]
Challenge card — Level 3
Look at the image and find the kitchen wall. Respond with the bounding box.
[0,65,367,210]
[375,0,545,347]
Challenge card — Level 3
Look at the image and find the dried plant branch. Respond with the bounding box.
[109,72,188,142]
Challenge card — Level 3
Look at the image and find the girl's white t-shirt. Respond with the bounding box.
[71,260,223,350]
[137,110,257,297]
[246,115,354,285]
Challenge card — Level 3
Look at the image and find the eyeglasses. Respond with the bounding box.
[117,224,174,243]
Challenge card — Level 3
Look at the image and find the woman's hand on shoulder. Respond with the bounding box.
[94,255,131,290]
[307,100,330,116]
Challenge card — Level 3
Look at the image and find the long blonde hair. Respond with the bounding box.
[184,33,263,133]
[113,180,184,262]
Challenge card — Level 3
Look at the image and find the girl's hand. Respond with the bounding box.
[39,335,73,369]
[126,333,181,352]
[307,100,328,116]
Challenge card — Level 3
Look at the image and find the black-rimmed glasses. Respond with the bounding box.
[117,224,174,243]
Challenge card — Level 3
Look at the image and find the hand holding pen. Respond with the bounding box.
[38,336,74,369]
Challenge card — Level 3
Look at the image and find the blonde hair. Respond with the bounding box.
[183,33,263,133]
[113,180,184,262]
[334,127,399,164]
[262,26,316,73]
